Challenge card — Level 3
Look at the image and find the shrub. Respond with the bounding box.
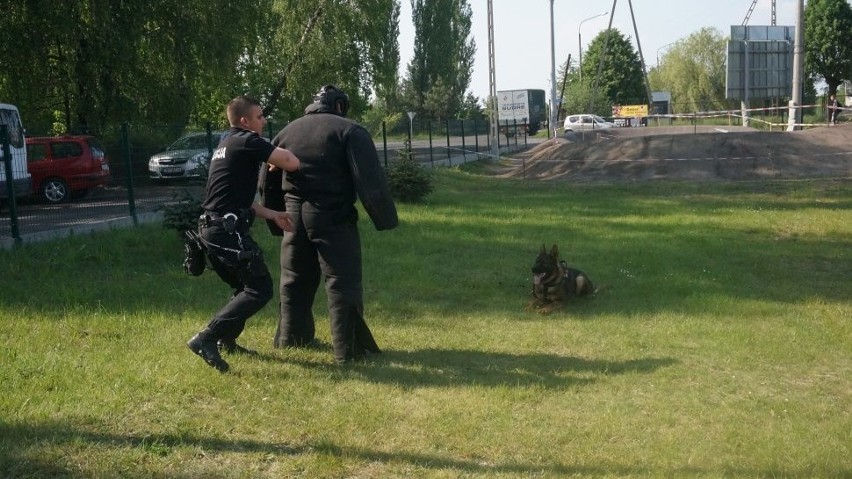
[160,188,203,234]
[387,147,433,203]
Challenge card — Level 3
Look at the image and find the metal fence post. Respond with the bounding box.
[513,119,519,148]
[406,118,412,153]
[445,119,451,166]
[460,120,466,162]
[122,123,138,226]
[205,122,214,160]
[428,122,434,168]
[1,125,21,245]
[382,121,388,168]
[474,119,479,156]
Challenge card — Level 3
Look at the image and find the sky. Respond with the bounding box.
[396,0,814,100]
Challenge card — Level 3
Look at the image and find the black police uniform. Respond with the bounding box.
[269,100,398,362]
[196,127,276,345]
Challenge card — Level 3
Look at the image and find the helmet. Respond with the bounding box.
[313,85,349,117]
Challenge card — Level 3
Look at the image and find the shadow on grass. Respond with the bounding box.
[276,347,678,390]
[1,420,845,478]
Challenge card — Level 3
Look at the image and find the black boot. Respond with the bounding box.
[187,331,229,372]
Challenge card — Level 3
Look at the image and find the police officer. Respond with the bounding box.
[268,85,398,363]
[187,95,300,373]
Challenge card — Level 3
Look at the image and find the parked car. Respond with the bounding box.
[148,131,227,181]
[25,136,111,203]
[563,114,615,131]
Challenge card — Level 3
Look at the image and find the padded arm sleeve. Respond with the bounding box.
[345,126,399,231]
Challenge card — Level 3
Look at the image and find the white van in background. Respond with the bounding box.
[0,103,32,201]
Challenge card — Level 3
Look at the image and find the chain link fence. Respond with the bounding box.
[6,98,848,248]
[12,98,840,247]
[1,118,540,247]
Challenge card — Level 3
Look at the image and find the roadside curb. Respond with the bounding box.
[1,211,163,250]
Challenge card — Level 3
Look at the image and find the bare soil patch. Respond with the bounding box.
[496,124,852,182]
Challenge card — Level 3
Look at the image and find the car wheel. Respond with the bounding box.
[42,178,69,203]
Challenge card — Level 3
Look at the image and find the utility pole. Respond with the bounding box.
[487,0,499,160]
[549,0,558,138]
[787,0,804,131]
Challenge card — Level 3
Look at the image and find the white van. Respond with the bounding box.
[0,103,32,201]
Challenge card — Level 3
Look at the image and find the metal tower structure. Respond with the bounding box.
[742,0,777,25]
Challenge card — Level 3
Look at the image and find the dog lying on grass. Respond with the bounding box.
[527,244,596,314]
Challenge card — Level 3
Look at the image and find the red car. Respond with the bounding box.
[25,136,111,203]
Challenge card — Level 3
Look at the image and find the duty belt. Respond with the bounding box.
[199,211,238,227]
[200,208,255,231]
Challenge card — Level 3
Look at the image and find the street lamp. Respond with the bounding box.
[656,42,676,66]
[578,11,608,82]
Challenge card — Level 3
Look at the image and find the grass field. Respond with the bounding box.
[1,168,849,478]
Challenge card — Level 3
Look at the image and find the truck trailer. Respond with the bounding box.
[496,89,546,135]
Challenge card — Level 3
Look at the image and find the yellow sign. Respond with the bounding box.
[612,104,649,117]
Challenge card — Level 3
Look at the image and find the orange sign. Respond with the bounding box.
[612,104,649,117]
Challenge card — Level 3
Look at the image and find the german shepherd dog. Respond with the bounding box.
[527,244,595,314]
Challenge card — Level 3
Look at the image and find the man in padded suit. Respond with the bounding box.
[265,85,398,363]
[187,95,300,373]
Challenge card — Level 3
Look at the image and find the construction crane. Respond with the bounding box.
[742,0,777,25]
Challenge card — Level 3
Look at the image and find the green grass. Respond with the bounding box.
[1,169,850,478]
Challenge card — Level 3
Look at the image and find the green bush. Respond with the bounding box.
[160,188,203,234]
[387,147,433,203]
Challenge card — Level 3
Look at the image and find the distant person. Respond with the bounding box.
[828,94,843,125]
[266,85,398,363]
[186,95,300,373]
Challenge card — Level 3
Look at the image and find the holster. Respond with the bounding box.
[182,229,207,276]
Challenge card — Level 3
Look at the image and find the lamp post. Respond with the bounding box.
[656,42,676,66]
[578,11,608,82]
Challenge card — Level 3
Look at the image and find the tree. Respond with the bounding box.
[580,29,646,110]
[0,0,401,134]
[804,0,852,96]
[404,0,475,120]
[240,0,402,125]
[457,92,484,120]
[555,57,609,117]
[559,81,612,118]
[648,27,729,113]
[0,0,266,133]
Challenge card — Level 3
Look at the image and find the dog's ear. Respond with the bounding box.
[539,244,546,255]
[550,244,559,258]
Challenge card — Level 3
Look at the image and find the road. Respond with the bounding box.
[0,184,198,247]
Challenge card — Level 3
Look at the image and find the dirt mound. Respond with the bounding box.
[499,124,852,181]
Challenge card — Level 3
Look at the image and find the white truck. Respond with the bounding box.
[497,89,547,135]
[0,103,32,205]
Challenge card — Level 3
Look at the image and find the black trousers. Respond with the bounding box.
[274,199,379,361]
[199,223,273,342]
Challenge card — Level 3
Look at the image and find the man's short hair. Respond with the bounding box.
[227,95,261,126]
